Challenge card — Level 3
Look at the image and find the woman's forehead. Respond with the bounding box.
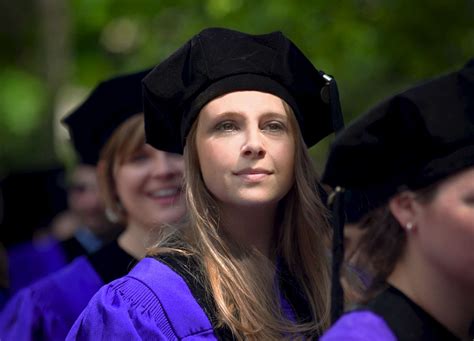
[200,91,288,116]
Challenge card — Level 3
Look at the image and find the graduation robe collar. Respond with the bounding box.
[360,284,461,341]
[153,253,315,340]
[87,240,137,284]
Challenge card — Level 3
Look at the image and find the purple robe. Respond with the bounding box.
[7,236,87,296]
[67,257,304,340]
[0,241,135,341]
[321,311,396,341]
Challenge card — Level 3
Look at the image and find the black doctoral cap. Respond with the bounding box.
[322,58,474,323]
[143,27,344,154]
[323,59,474,206]
[63,69,151,165]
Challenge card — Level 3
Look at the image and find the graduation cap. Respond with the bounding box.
[63,69,151,165]
[322,58,474,323]
[323,59,474,204]
[143,27,344,154]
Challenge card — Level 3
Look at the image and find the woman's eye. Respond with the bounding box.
[216,121,238,132]
[263,122,285,133]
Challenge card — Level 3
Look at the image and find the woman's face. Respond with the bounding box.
[195,91,295,209]
[114,144,186,229]
[413,167,474,286]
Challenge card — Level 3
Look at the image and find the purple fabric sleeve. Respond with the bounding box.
[67,258,217,340]
[0,256,104,341]
[321,310,397,341]
[7,236,68,295]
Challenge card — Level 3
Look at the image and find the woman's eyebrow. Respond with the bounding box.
[259,112,288,120]
[213,111,287,119]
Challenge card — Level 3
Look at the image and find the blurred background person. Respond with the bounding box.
[49,164,104,242]
[322,59,474,340]
[4,170,119,297]
[0,69,186,340]
[3,77,138,298]
[0,166,87,296]
[0,166,69,245]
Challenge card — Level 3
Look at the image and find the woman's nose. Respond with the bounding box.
[241,130,266,159]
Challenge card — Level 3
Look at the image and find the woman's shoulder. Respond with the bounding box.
[321,310,396,341]
[67,256,216,340]
[116,257,215,331]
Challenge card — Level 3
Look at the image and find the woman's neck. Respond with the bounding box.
[219,203,277,258]
[388,246,474,340]
[118,221,153,260]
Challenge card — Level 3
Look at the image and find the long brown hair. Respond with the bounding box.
[149,102,331,339]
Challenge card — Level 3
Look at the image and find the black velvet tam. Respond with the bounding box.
[143,27,341,154]
[322,59,474,208]
[63,69,151,165]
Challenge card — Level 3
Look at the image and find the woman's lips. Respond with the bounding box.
[233,168,273,182]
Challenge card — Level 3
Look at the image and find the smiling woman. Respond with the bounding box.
[67,27,343,340]
[97,114,186,259]
[0,70,187,341]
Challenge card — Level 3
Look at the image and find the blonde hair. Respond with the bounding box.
[150,103,331,339]
[97,113,145,224]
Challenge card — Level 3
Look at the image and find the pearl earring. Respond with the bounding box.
[406,222,414,231]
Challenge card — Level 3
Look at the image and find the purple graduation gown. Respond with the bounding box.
[7,236,87,296]
[321,285,461,341]
[0,241,135,341]
[67,256,306,340]
[321,310,396,341]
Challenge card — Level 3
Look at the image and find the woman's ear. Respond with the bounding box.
[388,191,418,230]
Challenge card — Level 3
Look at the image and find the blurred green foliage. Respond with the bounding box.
[0,0,473,175]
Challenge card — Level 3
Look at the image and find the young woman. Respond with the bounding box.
[321,60,474,340]
[0,71,186,340]
[67,28,343,340]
